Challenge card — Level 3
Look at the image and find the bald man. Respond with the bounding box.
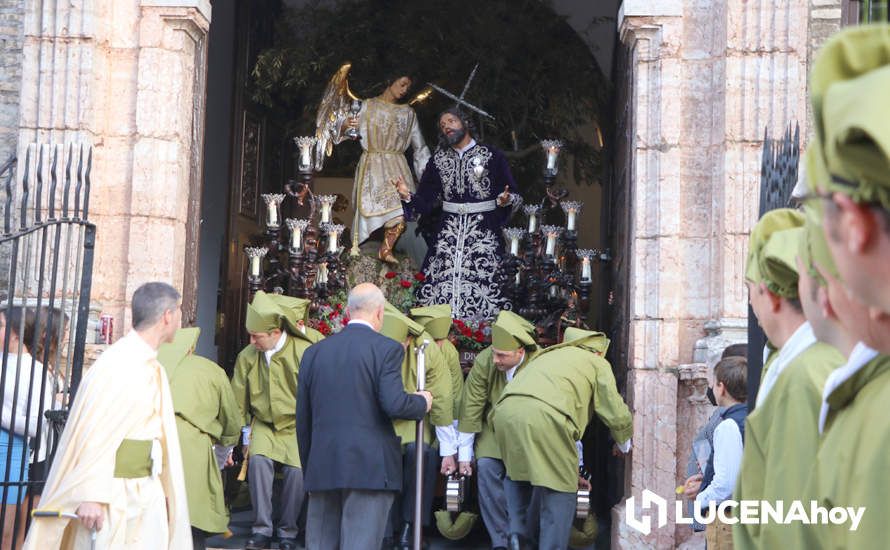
[297,283,433,550]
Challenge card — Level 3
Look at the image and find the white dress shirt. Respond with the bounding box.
[243,331,290,444]
[756,322,816,407]
[695,417,744,507]
[819,342,879,433]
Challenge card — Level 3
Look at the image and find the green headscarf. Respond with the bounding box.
[490,310,537,351]
[759,227,805,299]
[562,327,610,355]
[157,327,200,373]
[245,291,310,335]
[800,201,841,286]
[382,301,425,343]
[745,208,805,286]
[410,304,453,340]
[809,24,890,209]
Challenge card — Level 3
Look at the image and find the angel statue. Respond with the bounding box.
[316,63,431,265]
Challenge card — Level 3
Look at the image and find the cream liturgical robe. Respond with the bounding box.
[352,96,430,246]
[24,331,191,550]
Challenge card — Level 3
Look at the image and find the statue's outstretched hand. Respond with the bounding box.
[392,176,411,200]
[497,185,511,206]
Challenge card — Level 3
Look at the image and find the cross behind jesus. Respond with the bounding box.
[394,107,522,320]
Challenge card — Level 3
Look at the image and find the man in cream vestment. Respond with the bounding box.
[24,282,190,549]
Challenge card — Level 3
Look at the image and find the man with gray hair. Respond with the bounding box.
[25,282,192,549]
[297,283,433,549]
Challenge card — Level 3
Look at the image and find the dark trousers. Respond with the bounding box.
[477,457,509,548]
[191,526,211,550]
[307,489,395,549]
[248,454,305,539]
[388,442,439,534]
[503,476,575,550]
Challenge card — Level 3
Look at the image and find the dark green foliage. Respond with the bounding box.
[251,0,610,194]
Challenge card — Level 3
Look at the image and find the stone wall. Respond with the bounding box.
[611,0,842,547]
[16,0,210,332]
[0,0,24,290]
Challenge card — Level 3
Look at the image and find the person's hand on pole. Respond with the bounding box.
[414,390,432,412]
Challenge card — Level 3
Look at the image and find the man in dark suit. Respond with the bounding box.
[297,283,433,549]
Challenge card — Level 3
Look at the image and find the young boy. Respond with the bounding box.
[683,356,748,549]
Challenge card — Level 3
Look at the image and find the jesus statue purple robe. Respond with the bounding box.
[402,139,521,320]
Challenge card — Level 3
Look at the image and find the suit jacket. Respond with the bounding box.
[297,322,427,492]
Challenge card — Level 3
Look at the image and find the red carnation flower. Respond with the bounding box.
[462,327,472,337]
[454,319,465,328]
[385,271,397,279]
[319,321,331,335]
[414,272,426,281]
[475,333,485,343]
[399,280,412,289]
[342,315,350,324]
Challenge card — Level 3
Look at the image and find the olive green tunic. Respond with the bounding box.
[440,339,463,419]
[457,345,540,461]
[230,328,323,468]
[734,342,842,550]
[392,330,453,445]
[159,329,242,534]
[491,335,632,493]
[795,353,890,549]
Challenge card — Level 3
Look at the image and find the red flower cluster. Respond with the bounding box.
[414,272,426,282]
[399,280,412,289]
[453,319,486,343]
[318,320,332,335]
[385,271,397,279]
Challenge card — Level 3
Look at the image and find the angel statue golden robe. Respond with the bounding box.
[316,64,430,264]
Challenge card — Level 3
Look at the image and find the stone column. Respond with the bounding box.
[16,0,210,333]
[613,3,684,548]
[614,0,816,547]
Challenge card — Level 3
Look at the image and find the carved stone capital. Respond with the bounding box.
[678,362,710,404]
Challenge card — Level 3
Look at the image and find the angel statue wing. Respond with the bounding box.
[314,62,360,171]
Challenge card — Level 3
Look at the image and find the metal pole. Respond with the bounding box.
[413,339,429,550]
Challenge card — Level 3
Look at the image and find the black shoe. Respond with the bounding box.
[278,537,298,550]
[245,533,271,549]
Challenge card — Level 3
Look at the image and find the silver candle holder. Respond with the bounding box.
[523,205,541,234]
[541,139,563,177]
[561,200,583,231]
[245,247,268,280]
[540,225,563,257]
[295,136,318,173]
[322,223,345,254]
[316,194,337,224]
[503,227,526,256]
[286,218,310,253]
[576,249,597,282]
[262,193,286,229]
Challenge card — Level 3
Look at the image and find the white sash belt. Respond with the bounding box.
[442,200,497,215]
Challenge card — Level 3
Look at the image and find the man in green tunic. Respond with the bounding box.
[380,303,453,549]
[158,327,242,550]
[231,291,324,550]
[733,225,843,550]
[492,327,632,550]
[409,305,471,475]
[456,310,540,550]
[792,28,890,547]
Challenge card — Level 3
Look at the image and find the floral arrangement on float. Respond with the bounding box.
[451,318,490,352]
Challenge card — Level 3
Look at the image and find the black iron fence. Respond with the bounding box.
[747,124,800,408]
[0,144,95,547]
